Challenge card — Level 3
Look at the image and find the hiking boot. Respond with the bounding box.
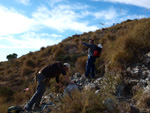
[91,77,96,79]
[24,106,32,112]
[84,75,90,79]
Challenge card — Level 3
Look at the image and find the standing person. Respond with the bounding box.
[80,39,97,79]
[24,61,74,111]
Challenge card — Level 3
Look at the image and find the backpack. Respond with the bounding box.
[7,106,23,113]
[93,45,102,58]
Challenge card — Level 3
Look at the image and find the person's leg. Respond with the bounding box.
[85,57,92,78]
[90,62,95,78]
[24,73,46,111]
[90,57,96,78]
[34,80,46,108]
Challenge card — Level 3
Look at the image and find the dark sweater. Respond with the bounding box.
[39,61,66,83]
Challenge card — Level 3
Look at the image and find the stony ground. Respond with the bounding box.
[18,52,150,113]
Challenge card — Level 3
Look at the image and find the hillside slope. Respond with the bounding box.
[0,17,150,112]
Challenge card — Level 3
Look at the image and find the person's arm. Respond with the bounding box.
[56,76,66,88]
[59,63,74,85]
[57,75,74,89]
[81,41,93,48]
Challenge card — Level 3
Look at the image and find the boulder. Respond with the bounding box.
[64,84,79,96]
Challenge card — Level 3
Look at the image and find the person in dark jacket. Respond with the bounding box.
[24,61,74,111]
[80,39,96,78]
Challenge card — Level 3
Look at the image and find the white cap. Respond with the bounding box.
[98,44,102,48]
[64,63,71,73]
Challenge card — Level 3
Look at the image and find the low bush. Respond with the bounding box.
[13,83,36,104]
[21,67,34,76]
[54,48,65,58]
[113,50,134,66]
[55,55,71,62]
[75,56,87,75]
[24,59,36,68]
[0,87,14,102]
[40,47,45,51]
[53,90,107,113]
[40,46,52,57]
[63,42,77,53]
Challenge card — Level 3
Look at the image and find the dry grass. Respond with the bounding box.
[0,18,150,112]
[134,89,150,109]
[54,48,65,58]
[100,18,150,70]
[63,41,77,53]
[52,73,124,113]
[24,58,36,68]
[0,86,14,102]
[13,83,36,105]
[52,90,107,113]
[0,89,14,113]
[0,100,10,113]
[75,56,87,75]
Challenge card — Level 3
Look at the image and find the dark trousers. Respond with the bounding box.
[85,56,96,78]
[25,73,46,110]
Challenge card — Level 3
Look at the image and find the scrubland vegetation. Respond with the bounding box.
[0,18,150,112]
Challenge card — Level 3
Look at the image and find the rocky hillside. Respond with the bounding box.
[0,18,150,112]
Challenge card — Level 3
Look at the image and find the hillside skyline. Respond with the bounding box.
[0,0,150,61]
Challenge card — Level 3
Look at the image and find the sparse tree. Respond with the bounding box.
[6,53,18,61]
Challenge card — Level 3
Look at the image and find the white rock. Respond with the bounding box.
[64,84,79,96]
[95,90,100,95]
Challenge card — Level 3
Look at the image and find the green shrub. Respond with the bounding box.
[55,55,71,62]
[40,47,45,51]
[6,53,18,61]
[71,53,86,62]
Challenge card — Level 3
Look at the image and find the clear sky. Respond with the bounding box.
[0,0,150,62]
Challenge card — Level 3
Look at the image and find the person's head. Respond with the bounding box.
[63,63,71,73]
[89,39,94,44]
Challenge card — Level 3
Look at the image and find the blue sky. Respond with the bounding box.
[0,0,150,62]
